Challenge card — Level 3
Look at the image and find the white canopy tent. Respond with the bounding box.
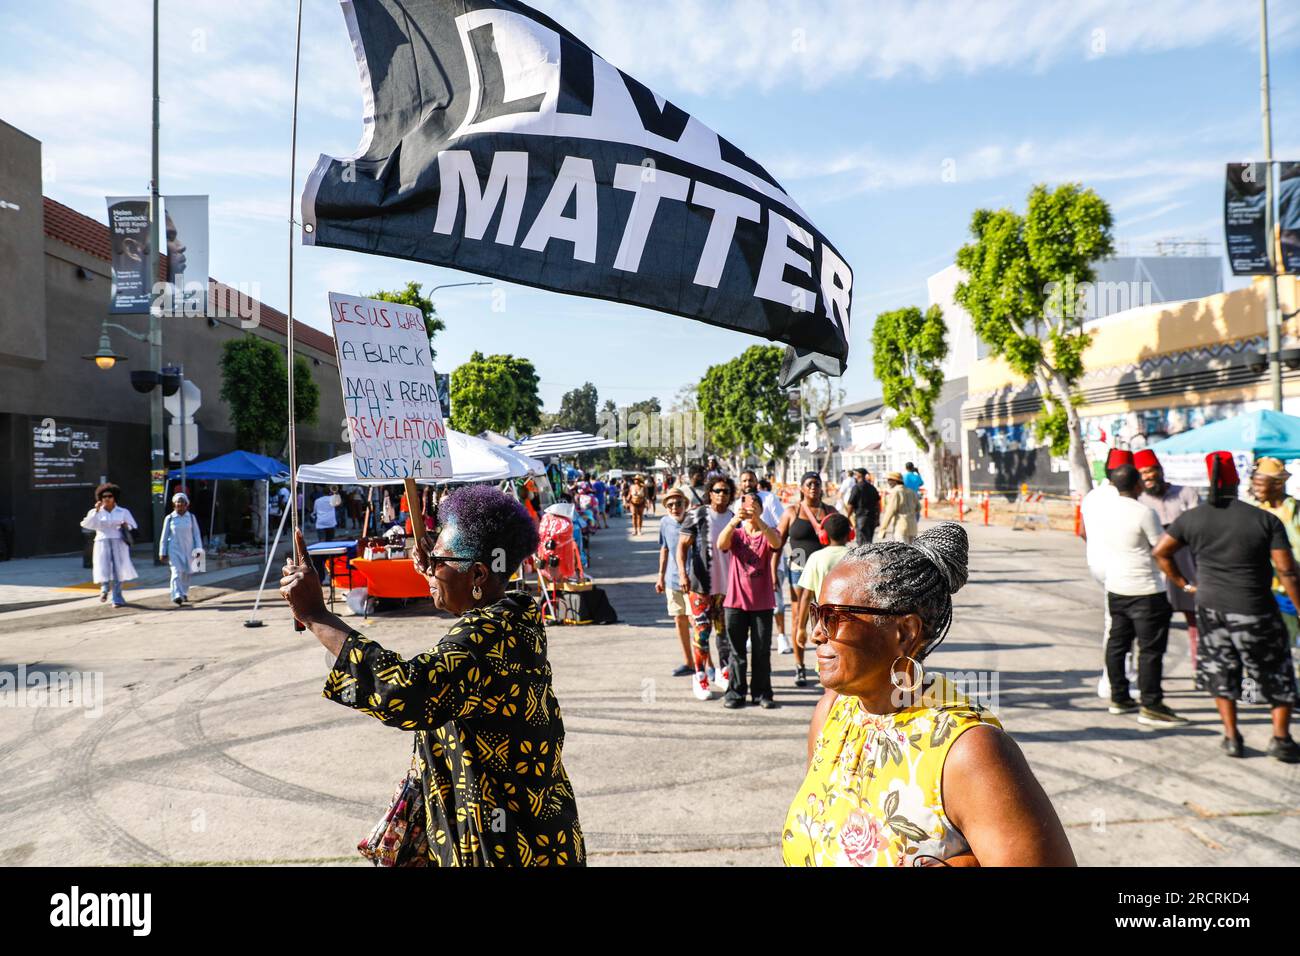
[511,429,624,459]
[297,429,542,486]
[245,430,540,628]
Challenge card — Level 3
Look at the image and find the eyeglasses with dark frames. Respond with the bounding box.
[809,601,909,637]
[710,487,731,495]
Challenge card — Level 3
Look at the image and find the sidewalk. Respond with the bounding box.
[0,543,290,624]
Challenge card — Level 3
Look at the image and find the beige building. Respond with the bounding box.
[960,275,1300,495]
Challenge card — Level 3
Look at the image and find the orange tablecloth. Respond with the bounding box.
[349,558,430,599]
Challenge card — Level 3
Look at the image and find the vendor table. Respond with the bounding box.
[350,557,430,600]
[307,539,358,584]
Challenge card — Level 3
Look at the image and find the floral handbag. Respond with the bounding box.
[357,750,430,867]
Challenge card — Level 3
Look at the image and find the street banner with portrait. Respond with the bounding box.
[303,0,852,386]
[1280,161,1300,275]
[162,195,209,315]
[1223,163,1273,276]
[107,196,152,313]
[328,292,453,481]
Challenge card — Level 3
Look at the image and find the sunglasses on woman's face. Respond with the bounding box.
[809,601,908,637]
[412,548,475,576]
[710,487,731,496]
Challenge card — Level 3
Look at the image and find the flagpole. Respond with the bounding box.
[287,0,306,629]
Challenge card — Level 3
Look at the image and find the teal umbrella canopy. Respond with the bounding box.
[1149,409,1300,460]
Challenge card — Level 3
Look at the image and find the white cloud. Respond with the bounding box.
[537,0,1299,94]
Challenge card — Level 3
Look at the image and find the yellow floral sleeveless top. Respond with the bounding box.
[783,675,1002,867]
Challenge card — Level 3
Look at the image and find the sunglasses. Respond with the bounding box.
[412,550,476,575]
[710,487,731,495]
[809,601,909,637]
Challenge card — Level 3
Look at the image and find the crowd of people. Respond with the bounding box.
[1082,447,1300,762]
[279,478,1074,866]
[650,464,925,705]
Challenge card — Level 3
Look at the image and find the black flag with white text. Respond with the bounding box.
[302,0,852,383]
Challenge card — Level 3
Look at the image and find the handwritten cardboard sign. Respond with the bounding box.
[328,292,452,481]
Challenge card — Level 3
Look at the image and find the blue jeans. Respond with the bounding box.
[101,580,125,606]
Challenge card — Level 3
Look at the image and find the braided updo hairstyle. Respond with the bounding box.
[838,522,970,659]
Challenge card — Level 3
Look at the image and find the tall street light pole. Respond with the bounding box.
[146,0,166,559]
[1261,0,1283,412]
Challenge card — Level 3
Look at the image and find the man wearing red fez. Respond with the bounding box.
[1136,447,1203,679]
[1155,451,1300,762]
[1081,448,1136,699]
[1086,460,1181,724]
[1105,448,1134,471]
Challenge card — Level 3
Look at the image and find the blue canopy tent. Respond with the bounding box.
[1148,409,1300,488]
[1149,409,1300,458]
[167,450,289,482]
[168,451,290,560]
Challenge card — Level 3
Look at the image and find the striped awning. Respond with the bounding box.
[511,430,625,458]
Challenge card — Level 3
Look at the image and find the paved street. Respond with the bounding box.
[1,512,1297,866]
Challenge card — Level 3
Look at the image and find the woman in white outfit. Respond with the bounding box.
[80,483,138,607]
[159,492,203,606]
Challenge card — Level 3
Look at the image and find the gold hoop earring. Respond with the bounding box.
[472,584,483,600]
[890,655,923,693]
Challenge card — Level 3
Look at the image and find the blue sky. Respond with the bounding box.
[4,0,1298,412]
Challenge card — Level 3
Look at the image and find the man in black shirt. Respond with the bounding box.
[685,464,708,508]
[844,468,880,543]
[1155,451,1300,762]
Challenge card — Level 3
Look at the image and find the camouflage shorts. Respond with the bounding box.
[1195,606,1298,706]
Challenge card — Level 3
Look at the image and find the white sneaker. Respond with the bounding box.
[776,632,793,654]
[693,671,713,701]
[1097,671,1110,699]
[716,666,730,694]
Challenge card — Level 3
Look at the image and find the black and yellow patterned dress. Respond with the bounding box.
[323,592,585,866]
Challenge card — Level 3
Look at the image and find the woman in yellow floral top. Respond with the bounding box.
[280,485,583,866]
[784,523,1073,867]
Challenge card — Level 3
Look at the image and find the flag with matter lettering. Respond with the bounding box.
[302,0,852,384]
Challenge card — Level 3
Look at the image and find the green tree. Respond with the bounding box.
[554,382,600,435]
[448,351,539,435]
[954,183,1113,492]
[698,362,743,466]
[504,356,543,434]
[699,346,801,473]
[219,337,319,454]
[369,281,445,360]
[872,305,948,494]
[611,396,666,470]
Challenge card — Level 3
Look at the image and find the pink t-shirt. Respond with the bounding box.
[724,525,776,611]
